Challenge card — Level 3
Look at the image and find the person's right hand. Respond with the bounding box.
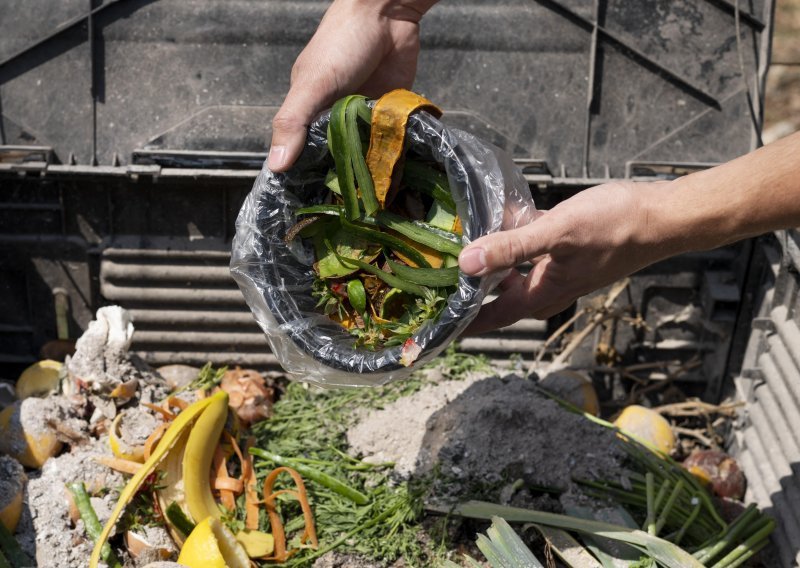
[268,0,437,172]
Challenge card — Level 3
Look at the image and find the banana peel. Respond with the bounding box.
[90,391,232,568]
[182,390,229,526]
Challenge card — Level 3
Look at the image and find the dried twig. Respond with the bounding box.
[625,356,702,404]
[535,307,590,362]
[673,426,716,449]
[653,400,743,418]
[551,278,631,366]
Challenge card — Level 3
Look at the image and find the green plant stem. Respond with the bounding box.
[655,480,685,535]
[331,248,428,297]
[441,500,704,568]
[693,505,760,564]
[675,500,702,545]
[67,482,122,568]
[340,216,431,268]
[250,448,370,505]
[709,517,775,568]
[0,548,10,568]
[376,211,462,256]
[645,472,656,535]
[329,96,361,220]
[715,538,769,568]
[345,98,379,215]
[653,479,671,516]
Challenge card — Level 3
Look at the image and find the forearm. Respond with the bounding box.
[649,131,800,256]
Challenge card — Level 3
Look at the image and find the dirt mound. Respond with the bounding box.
[348,374,624,493]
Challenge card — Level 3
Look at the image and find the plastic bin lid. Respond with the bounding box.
[0,0,772,178]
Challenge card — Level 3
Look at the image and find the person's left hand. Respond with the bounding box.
[268,0,436,172]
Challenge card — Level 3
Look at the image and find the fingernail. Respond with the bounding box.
[459,247,487,276]
[268,145,287,171]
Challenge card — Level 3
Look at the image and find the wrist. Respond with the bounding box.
[639,173,745,260]
[634,179,710,261]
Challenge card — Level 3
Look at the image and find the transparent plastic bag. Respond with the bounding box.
[231,107,538,387]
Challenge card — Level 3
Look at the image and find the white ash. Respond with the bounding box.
[118,407,162,447]
[155,365,200,392]
[313,551,393,567]
[18,437,126,568]
[67,306,165,398]
[347,374,624,495]
[131,526,178,567]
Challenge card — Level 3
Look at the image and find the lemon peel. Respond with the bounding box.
[177,517,249,568]
[15,360,62,400]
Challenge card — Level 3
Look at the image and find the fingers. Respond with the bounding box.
[463,271,527,335]
[464,258,580,335]
[459,215,559,276]
[268,80,330,172]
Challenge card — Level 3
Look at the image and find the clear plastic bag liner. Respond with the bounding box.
[231,108,538,387]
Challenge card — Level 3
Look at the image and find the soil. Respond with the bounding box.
[348,373,624,498]
[0,455,25,509]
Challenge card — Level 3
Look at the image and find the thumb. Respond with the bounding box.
[458,217,556,276]
[268,86,323,172]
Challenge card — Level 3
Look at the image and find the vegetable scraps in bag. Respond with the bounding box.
[284,90,463,358]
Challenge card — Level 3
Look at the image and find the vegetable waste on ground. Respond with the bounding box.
[0,294,778,567]
[0,349,777,568]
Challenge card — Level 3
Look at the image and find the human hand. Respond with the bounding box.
[268,0,437,172]
[458,181,679,334]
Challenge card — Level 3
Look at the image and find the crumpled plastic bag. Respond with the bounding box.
[231,107,538,387]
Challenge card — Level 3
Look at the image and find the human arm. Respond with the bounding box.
[267,0,437,172]
[458,131,800,334]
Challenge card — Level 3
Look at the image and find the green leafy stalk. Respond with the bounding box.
[296,204,345,217]
[67,482,122,568]
[386,258,459,287]
[440,500,705,568]
[655,480,684,536]
[340,215,431,268]
[674,499,702,545]
[376,211,463,256]
[474,517,545,568]
[329,96,361,220]
[709,517,775,568]
[646,472,656,535]
[693,505,761,564]
[345,98,380,215]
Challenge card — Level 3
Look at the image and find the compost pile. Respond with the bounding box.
[0,301,777,568]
